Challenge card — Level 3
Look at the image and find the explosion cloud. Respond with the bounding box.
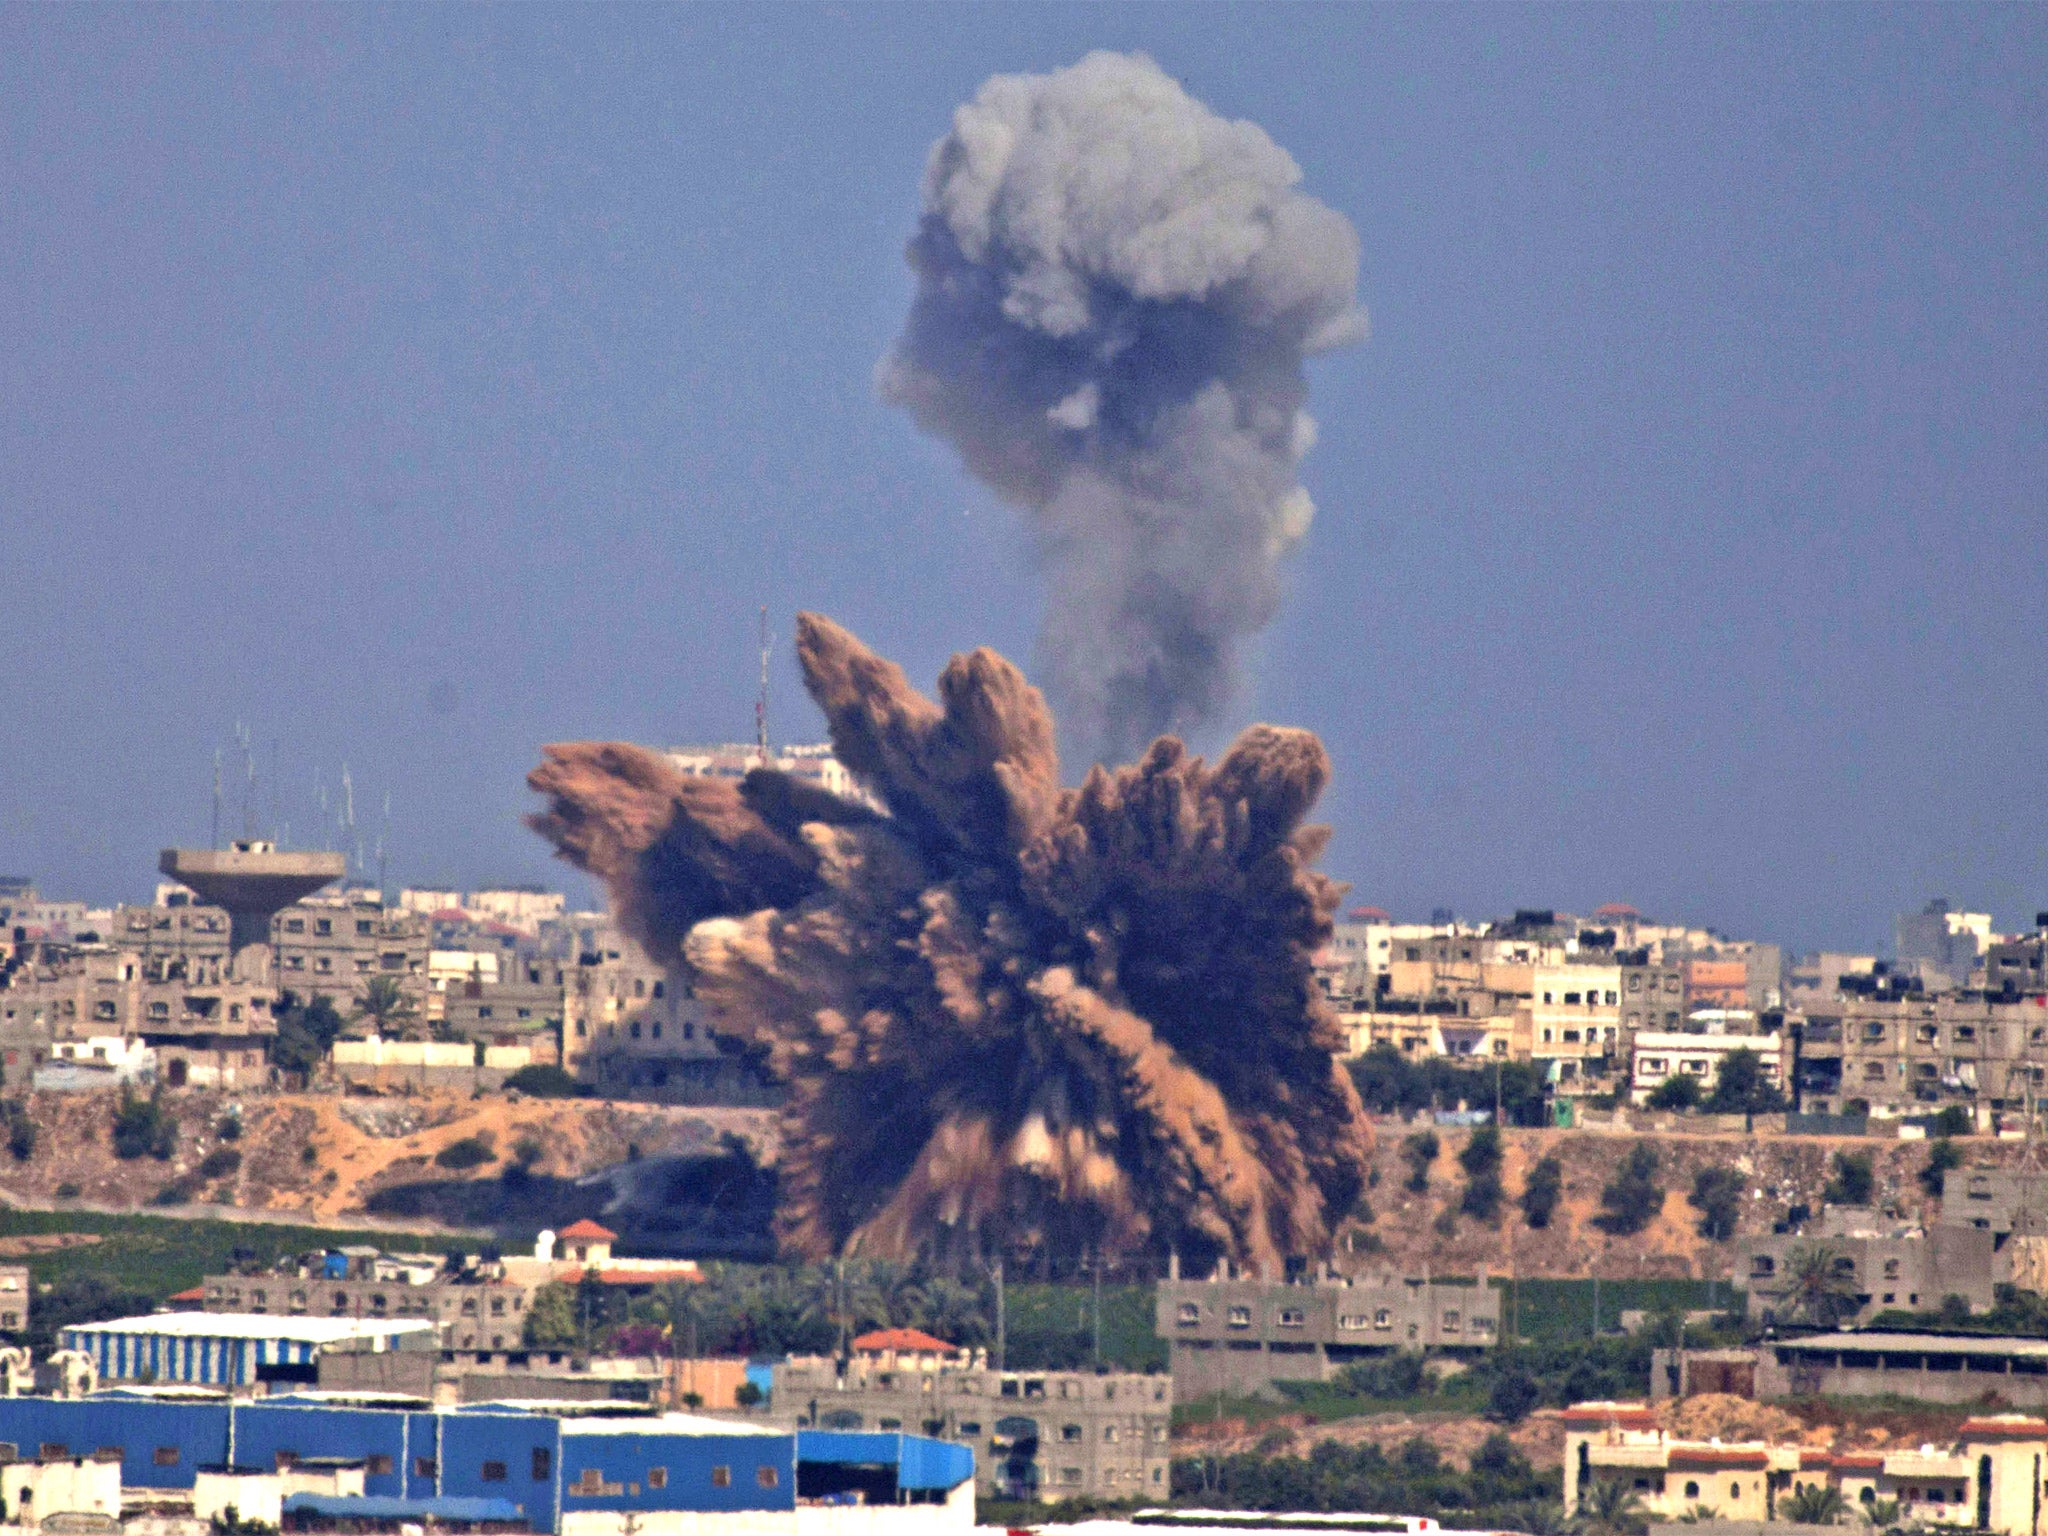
[528,614,1371,1273]
[880,51,1365,764]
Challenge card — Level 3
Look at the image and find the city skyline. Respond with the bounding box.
[3,7,2043,952]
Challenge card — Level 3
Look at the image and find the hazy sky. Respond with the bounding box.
[3,6,2042,953]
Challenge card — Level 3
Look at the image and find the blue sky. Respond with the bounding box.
[2,5,2042,952]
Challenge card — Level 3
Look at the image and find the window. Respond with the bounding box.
[711,1466,731,1489]
[958,1422,981,1436]
[1226,1306,1251,1328]
[1104,1426,1119,1442]
[1177,1303,1200,1326]
[368,1456,392,1476]
[315,919,332,936]
[414,1458,437,1479]
[153,1448,180,1467]
[756,1467,778,1488]
[648,1468,667,1490]
[1374,1309,1393,1329]
[1685,1482,1700,1500]
[482,1462,507,1482]
[1731,1482,1741,1500]
[356,920,374,936]
[285,919,304,934]
[1277,1308,1305,1328]
[1062,1425,1083,1442]
[1442,1311,1460,1331]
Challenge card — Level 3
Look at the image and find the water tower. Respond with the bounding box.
[159,840,346,977]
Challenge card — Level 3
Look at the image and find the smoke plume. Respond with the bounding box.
[528,614,1370,1272]
[880,51,1364,764]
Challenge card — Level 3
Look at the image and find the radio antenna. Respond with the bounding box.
[755,605,771,764]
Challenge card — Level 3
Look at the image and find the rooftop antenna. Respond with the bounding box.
[269,739,281,845]
[210,748,224,851]
[755,604,771,764]
[376,789,391,899]
[340,763,358,878]
[237,721,256,840]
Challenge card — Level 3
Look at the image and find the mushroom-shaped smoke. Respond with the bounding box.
[528,614,1370,1272]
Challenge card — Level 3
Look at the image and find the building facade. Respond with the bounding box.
[1734,1214,1997,1326]
[1156,1273,1500,1398]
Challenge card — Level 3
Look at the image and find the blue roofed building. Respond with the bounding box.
[58,1313,436,1390]
[0,1391,974,1536]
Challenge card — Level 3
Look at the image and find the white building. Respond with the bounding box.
[1631,1030,1783,1103]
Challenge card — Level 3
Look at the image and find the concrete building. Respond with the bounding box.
[1563,1400,2048,1535]
[1677,1335,2048,1410]
[1790,994,2048,1117]
[775,1353,1168,1505]
[0,1265,27,1335]
[273,895,430,1011]
[1531,964,1623,1092]
[1986,929,2048,998]
[1685,958,1751,1013]
[1156,1272,1499,1398]
[1630,1029,1783,1104]
[1733,1210,1997,1326]
[58,1312,437,1390]
[1898,901,1995,990]
[199,1252,539,1351]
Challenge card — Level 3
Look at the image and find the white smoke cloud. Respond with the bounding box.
[881,50,1365,764]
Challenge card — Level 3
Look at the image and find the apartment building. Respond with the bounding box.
[1531,963,1623,1091]
[775,1346,1170,1504]
[200,1257,537,1352]
[1792,994,2048,1115]
[1,947,275,1088]
[1631,1027,1783,1103]
[272,897,429,1008]
[1156,1271,1500,1398]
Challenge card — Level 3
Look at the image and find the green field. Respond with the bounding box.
[1004,1282,1167,1372]
[1494,1275,1739,1340]
[0,1207,479,1298]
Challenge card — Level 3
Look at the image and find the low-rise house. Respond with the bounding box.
[1565,1400,2048,1535]
[1631,1027,1783,1104]
[1734,1210,1996,1326]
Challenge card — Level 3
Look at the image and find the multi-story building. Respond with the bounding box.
[1530,963,1623,1092]
[563,940,773,1105]
[1898,901,1996,990]
[272,896,430,1009]
[1734,1209,1996,1326]
[1156,1269,1500,1398]
[199,1252,538,1351]
[1792,993,2048,1117]
[0,1265,27,1334]
[775,1341,1170,1505]
[1684,957,1750,1012]
[1619,959,1686,1036]
[1985,929,2048,998]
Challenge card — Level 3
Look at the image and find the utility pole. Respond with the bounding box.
[1091,1248,1103,1368]
[755,605,771,765]
[993,1258,1005,1372]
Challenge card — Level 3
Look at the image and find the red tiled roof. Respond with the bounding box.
[1559,1402,1656,1428]
[1595,903,1640,919]
[1667,1448,1771,1470]
[598,1267,702,1286]
[851,1327,958,1355]
[1833,1453,1886,1472]
[1962,1417,2048,1439]
[558,1219,617,1242]
[1348,907,1391,922]
[168,1286,206,1304]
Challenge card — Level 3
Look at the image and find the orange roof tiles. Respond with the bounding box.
[851,1327,958,1354]
[558,1219,617,1242]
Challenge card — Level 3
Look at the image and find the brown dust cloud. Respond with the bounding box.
[528,614,1371,1273]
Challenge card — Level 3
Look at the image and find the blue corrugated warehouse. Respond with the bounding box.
[58,1313,434,1390]
[0,1393,975,1535]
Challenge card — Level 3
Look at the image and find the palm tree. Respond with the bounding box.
[1782,1242,1862,1328]
[351,975,422,1041]
[1575,1477,1650,1536]
[1860,1497,1902,1532]
[1784,1482,1847,1525]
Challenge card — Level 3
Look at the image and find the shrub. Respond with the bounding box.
[512,1136,545,1169]
[1485,1366,1541,1424]
[112,1085,176,1161]
[1646,1073,1700,1111]
[1920,1138,1964,1198]
[734,1380,764,1409]
[1,1102,35,1162]
[1520,1154,1562,1229]
[504,1064,586,1098]
[53,1181,80,1200]
[1337,1351,1431,1399]
[198,1148,242,1181]
[1933,1105,1973,1138]
[1688,1166,1744,1241]
[1400,1131,1439,1193]
[1595,1145,1663,1235]
[216,1113,243,1143]
[435,1135,497,1171]
[1824,1150,1873,1206]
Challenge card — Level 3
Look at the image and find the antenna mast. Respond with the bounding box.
[210,748,223,850]
[755,604,771,764]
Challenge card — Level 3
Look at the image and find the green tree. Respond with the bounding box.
[1400,1131,1439,1193]
[1521,1154,1563,1229]
[504,1064,587,1098]
[1824,1151,1874,1207]
[270,994,346,1080]
[523,1282,578,1347]
[1460,1126,1505,1221]
[1594,1145,1663,1235]
[1689,1166,1745,1241]
[1782,1483,1846,1525]
[1782,1243,1861,1328]
[1576,1478,1650,1536]
[1705,1048,1783,1115]
[1920,1138,1964,1198]
[1486,1364,1541,1424]
[1932,1105,1973,1137]
[351,975,422,1040]
[1646,1074,1701,1111]
[112,1084,175,1161]
[1,1102,35,1163]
